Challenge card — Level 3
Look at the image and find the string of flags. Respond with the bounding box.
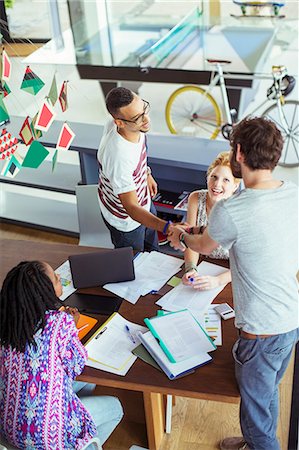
[0,48,76,178]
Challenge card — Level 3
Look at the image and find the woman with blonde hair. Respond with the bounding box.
[182,151,240,290]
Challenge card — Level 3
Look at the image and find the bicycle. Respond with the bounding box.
[165,60,298,167]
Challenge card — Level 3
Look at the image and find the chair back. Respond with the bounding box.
[76,184,113,249]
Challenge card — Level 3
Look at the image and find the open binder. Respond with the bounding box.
[144,309,216,363]
[138,331,212,380]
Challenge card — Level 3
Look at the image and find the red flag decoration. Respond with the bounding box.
[2,50,11,82]
[56,122,75,151]
[59,81,68,112]
[34,100,56,132]
[0,128,18,160]
[19,116,34,146]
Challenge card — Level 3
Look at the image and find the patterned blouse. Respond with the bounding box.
[0,311,97,449]
[197,190,229,259]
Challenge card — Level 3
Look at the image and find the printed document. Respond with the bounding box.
[55,260,76,301]
[156,261,229,313]
[104,251,183,304]
[85,313,147,376]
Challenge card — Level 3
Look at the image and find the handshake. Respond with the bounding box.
[164,220,206,251]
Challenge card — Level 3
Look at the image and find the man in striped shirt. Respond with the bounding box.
[98,87,171,251]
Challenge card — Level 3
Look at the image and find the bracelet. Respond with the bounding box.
[184,262,198,273]
[199,225,205,235]
[179,232,188,248]
[162,220,172,235]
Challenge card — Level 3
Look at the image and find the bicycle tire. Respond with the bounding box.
[262,100,299,167]
[165,86,222,139]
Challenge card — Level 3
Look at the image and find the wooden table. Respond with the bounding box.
[0,239,239,450]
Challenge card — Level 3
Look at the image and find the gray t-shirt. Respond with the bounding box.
[208,181,299,334]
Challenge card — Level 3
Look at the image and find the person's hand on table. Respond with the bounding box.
[190,275,220,290]
[182,269,198,286]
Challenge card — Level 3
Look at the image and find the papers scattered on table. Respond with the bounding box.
[85,313,147,376]
[192,305,222,346]
[156,261,229,313]
[55,260,76,301]
[104,251,183,304]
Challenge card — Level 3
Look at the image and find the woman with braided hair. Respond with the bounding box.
[0,261,123,449]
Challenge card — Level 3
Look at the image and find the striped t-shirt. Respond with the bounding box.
[97,120,150,232]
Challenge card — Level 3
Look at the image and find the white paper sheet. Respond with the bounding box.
[192,305,222,346]
[85,313,147,376]
[55,260,76,301]
[104,251,183,304]
[156,261,229,313]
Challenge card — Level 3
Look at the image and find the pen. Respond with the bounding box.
[149,290,159,295]
[189,277,194,283]
[77,323,89,332]
[95,326,107,339]
[125,325,136,344]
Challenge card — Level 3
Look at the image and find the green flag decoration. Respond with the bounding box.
[52,149,58,172]
[48,74,58,106]
[30,113,43,140]
[0,93,9,124]
[20,66,45,95]
[22,141,49,169]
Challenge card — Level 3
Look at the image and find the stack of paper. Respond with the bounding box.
[85,313,147,376]
[156,261,229,314]
[138,309,216,379]
[104,251,183,304]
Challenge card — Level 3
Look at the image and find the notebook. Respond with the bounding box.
[76,314,98,340]
[68,247,135,289]
[66,292,122,315]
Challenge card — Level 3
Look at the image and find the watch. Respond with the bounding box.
[147,166,152,176]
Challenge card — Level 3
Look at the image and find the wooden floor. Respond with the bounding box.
[0,222,294,450]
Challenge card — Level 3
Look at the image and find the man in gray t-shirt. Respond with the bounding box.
[168,117,299,450]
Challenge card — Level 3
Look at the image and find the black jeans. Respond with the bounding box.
[102,202,159,252]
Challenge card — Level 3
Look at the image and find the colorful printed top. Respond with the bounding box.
[0,311,97,449]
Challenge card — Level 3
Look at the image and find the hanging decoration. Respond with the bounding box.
[34,99,56,132]
[56,122,75,151]
[22,140,49,169]
[0,81,11,97]
[30,113,43,139]
[1,151,23,178]
[0,128,18,160]
[0,93,9,125]
[20,66,45,95]
[52,149,58,172]
[48,74,58,106]
[19,116,34,146]
[2,50,11,82]
[59,81,68,112]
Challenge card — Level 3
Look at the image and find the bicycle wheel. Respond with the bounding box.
[262,100,299,167]
[165,86,222,139]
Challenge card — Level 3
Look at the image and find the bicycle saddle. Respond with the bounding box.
[206,59,232,65]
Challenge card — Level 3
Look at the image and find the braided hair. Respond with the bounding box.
[0,261,61,353]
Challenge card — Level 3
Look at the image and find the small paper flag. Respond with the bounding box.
[34,100,56,132]
[59,81,68,112]
[1,151,23,178]
[48,74,58,106]
[30,113,43,139]
[22,140,49,169]
[0,93,9,125]
[56,122,75,151]
[52,149,58,172]
[19,116,34,146]
[2,50,11,82]
[20,66,45,96]
[0,128,18,159]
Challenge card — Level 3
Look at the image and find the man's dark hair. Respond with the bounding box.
[0,261,60,352]
[229,116,283,171]
[105,87,134,117]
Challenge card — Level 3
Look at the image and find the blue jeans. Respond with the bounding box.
[233,328,299,450]
[73,381,123,445]
[103,202,159,252]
